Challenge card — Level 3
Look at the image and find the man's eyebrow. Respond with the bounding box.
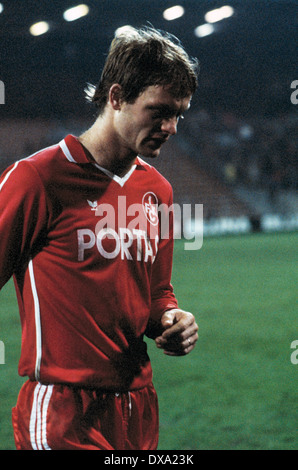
[147,104,186,116]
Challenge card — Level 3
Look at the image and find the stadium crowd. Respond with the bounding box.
[0,112,297,205]
[181,110,297,198]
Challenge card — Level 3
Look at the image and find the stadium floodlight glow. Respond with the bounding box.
[29,21,50,37]
[163,5,185,21]
[221,5,235,19]
[63,4,90,22]
[194,23,215,38]
[0,3,4,14]
[205,5,234,23]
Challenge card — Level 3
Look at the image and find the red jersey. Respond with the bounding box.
[0,135,178,390]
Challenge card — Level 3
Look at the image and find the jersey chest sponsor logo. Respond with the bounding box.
[77,227,159,263]
[79,194,160,262]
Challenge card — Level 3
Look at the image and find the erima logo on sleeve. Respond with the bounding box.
[87,200,98,211]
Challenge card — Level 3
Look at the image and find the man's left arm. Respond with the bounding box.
[146,191,199,356]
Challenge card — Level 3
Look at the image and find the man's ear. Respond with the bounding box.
[109,84,123,110]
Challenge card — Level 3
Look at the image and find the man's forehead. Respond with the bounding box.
[142,85,191,111]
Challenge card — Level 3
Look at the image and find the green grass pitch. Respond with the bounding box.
[0,232,297,450]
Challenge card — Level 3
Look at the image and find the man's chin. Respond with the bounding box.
[140,145,162,159]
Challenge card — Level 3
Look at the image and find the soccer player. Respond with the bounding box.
[0,26,199,450]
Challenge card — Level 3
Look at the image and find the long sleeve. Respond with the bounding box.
[0,160,48,289]
[146,190,178,339]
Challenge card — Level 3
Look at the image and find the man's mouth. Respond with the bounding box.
[148,137,169,147]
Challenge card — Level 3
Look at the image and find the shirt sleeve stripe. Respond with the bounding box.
[28,259,42,382]
[0,161,19,192]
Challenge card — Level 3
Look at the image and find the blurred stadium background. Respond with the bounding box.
[0,0,297,450]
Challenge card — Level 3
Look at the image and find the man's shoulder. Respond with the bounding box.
[0,142,63,191]
[136,157,173,193]
[23,142,62,169]
[9,141,70,187]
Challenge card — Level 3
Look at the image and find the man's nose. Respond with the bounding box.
[161,117,178,136]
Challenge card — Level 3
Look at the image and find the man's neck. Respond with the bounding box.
[78,116,137,177]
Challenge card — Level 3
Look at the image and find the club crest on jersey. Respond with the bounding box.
[142,192,158,226]
[87,200,98,211]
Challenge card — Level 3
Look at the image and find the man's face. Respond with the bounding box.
[114,85,191,159]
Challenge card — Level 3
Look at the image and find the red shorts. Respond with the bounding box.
[12,380,159,450]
